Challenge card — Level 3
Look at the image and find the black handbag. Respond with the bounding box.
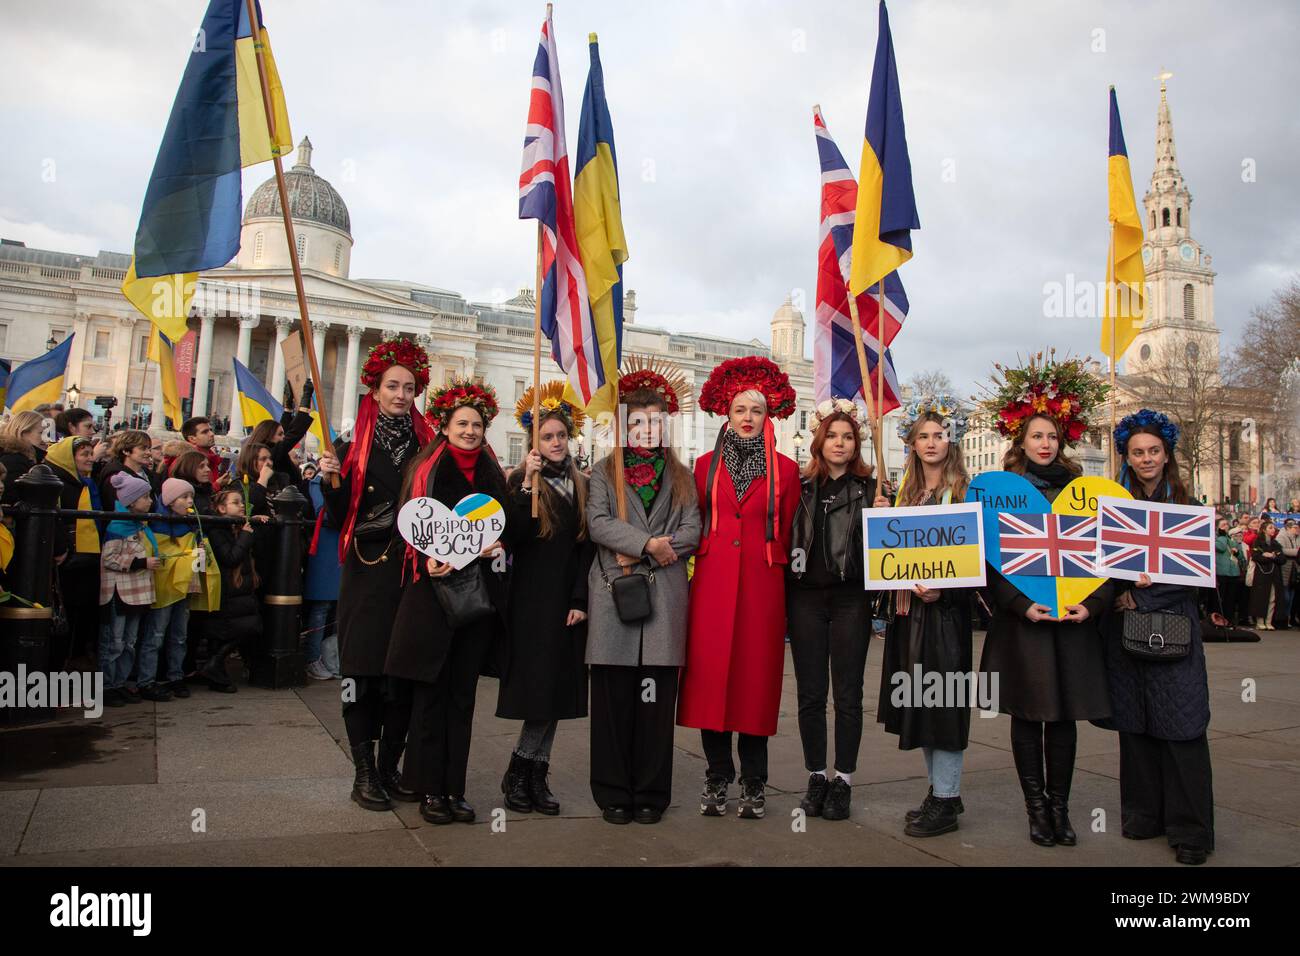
[599,553,653,624]
[433,564,495,629]
[353,500,395,538]
[1121,610,1192,662]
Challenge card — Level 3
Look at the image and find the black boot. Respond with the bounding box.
[501,753,533,813]
[1044,722,1078,846]
[349,741,393,812]
[528,758,560,815]
[1011,721,1055,847]
[905,785,966,823]
[904,795,960,837]
[420,794,453,825]
[201,641,237,693]
[377,738,420,803]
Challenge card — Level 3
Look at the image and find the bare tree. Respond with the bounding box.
[907,368,955,399]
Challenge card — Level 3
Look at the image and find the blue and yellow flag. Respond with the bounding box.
[0,358,10,412]
[148,328,184,431]
[849,1,919,297]
[5,335,74,413]
[1101,87,1146,360]
[233,357,331,445]
[569,33,628,419]
[122,0,293,341]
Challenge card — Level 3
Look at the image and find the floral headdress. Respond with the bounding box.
[427,377,499,429]
[619,354,693,415]
[699,356,796,420]
[515,380,586,437]
[361,337,431,392]
[1114,408,1179,456]
[897,394,970,443]
[813,397,869,441]
[976,350,1108,447]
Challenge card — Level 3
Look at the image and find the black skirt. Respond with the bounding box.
[877,590,973,751]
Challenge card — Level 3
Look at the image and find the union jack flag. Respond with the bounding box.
[812,107,901,416]
[998,513,1098,578]
[1096,499,1215,584]
[518,10,601,405]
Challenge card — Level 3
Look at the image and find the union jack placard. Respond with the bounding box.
[997,513,1097,578]
[1094,496,1216,587]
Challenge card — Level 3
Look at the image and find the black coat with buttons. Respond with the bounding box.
[321,436,413,677]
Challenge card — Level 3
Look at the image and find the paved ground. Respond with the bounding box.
[1,629,1297,866]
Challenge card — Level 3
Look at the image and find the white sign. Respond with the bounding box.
[398,493,506,570]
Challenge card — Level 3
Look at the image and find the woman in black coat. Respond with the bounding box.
[318,341,435,813]
[1247,521,1284,630]
[44,436,102,668]
[496,386,593,816]
[385,381,510,826]
[1094,409,1214,866]
[203,486,263,692]
[979,413,1111,848]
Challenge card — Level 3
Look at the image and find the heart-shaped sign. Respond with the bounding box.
[1052,476,1132,611]
[397,493,506,570]
[966,472,1058,615]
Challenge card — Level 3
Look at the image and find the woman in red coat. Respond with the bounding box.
[678,356,800,820]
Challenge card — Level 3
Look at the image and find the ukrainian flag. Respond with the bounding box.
[1101,87,1146,361]
[849,1,920,297]
[233,357,332,445]
[122,0,293,341]
[5,335,74,413]
[148,328,184,431]
[569,33,628,419]
[0,358,10,412]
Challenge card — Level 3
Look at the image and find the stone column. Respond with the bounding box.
[311,320,329,373]
[228,315,260,435]
[269,315,294,399]
[342,324,365,425]
[192,312,216,416]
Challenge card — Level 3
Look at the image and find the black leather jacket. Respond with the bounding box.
[789,472,876,584]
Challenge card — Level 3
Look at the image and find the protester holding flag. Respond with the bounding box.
[0,411,48,505]
[1095,409,1214,866]
[317,339,435,813]
[874,397,973,838]
[786,400,877,821]
[585,361,699,825]
[678,357,800,821]
[385,377,508,826]
[496,382,593,816]
[976,355,1113,848]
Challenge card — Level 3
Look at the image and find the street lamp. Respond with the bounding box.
[45,334,57,352]
[792,430,804,464]
[66,383,80,406]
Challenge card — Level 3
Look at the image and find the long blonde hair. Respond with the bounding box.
[0,411,45,458]
[897,413,970,505]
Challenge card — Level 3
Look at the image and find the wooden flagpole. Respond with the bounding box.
[243,0,338,487]
[531,223,544,518]
[876,284,886,461]
[846,291,887,481]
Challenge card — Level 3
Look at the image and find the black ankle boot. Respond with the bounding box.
[201,642,237,692]
[1044,724,1078,846]
[420,794,453,825]
[501,753,533,813]
[349,741,393,812]
[904,795,960,837]
[905,785,966,823]
[1011,726,1055,847]
[377,738,420,802]
[528,758,560,815]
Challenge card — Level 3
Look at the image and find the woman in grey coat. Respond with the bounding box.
[586,369,701,825]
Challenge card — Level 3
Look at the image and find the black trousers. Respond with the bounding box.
[589,664,679,811]
[1119,731,1215,851]
[341,675,413,750]
[1216,577,1242,625]
[700,730,768,783]
[787,584,871,774]
[403,622,493,797]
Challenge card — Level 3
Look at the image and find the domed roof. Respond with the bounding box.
[772,294,804,324]
[244,137,351,235]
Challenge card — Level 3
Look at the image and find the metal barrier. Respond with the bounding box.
[1,464,310,700]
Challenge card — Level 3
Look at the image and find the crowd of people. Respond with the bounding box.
[2,338,1293,869]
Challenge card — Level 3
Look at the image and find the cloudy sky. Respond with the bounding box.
[2,0,1297,395]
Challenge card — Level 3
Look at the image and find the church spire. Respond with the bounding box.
[1143,71,1191,239]
[1150,70,1182,193]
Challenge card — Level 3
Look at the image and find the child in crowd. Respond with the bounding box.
[99,471,162,707]
[204,486,264,689]
[137,478,202,702]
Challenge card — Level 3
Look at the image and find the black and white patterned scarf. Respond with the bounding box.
[373,410,416,467]
[542,455,574,503]
[722,428,766,499]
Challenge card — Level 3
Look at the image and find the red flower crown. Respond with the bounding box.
[618,355,693,416]
[698,356,796,420]
[427,377,499,428]
[361,338,431,392]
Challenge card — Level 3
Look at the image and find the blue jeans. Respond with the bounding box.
[138,601,190,686]
[99,599,144,691]
[922,747,964,798]
[304,600,336,665]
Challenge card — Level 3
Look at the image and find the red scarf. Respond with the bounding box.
[448,444,481,486]
[333,394,434,562]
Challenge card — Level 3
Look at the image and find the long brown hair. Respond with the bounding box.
[897,413,970,505]
[803,411,873,483]
[600,388,696,510]
[1001,414,1081,476]
[234,442,270,484]
[512,411,588,540]
[248,419,281,449]
[399,407,508,503]
[171,450,210,486]
[1118,424,1190,505]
